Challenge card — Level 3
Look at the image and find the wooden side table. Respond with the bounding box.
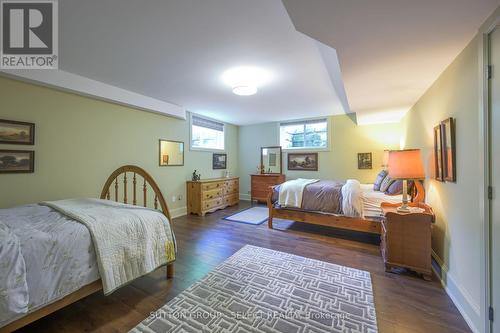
[380,202,435,280]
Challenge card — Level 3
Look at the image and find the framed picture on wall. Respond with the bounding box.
[442,117,456,182]
[213,153,227,169]
[434,124,444,181]
[357,152,372,169]
[287,153,318,171]
[0,119,35,145]
[0,150,34,173]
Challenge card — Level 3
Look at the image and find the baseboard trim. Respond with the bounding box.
[170,206,187,219]
[431,251,481,333]
[239,193,251,201]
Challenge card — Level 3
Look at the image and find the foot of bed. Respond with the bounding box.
[166,263,174,279]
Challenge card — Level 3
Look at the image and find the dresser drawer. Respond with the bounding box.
[202,197,224,211]
[202,181,224,191]
[202,188,223,200]
[224,193,239,205]
[225,183,238,194]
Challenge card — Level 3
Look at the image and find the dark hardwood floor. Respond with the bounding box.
[17,201,471,333]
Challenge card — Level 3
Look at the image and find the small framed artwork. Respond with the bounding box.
[0,119,35,145]
[357,152,372,169]
[442,117,456,182]
[213,153,227,169]
[288,152,318,171]
[0,150,34,173]
[434,124,444,181]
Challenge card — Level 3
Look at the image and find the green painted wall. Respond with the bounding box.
[238,114,401,198]
[0,77,239,216]
[400,36,482,328]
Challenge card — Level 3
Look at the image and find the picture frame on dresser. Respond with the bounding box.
[0,119,35,145]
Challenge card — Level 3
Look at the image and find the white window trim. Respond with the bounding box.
[277,117,331,152]
[189,113,226,152]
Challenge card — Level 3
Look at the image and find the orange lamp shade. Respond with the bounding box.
[388,149,425,179]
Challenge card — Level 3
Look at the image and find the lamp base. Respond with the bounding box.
[397,205,411,213]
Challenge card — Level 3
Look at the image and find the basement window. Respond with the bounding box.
[191,114,225,151]
[279,118,329,150]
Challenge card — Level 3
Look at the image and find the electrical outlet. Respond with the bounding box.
[178,194,183,201]
[171,196,176,202]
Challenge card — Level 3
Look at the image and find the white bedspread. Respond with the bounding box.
[0,204,100,328]
[360,184,403,217]
[0,222,29,323]
[341,179,363,217]
[41,198,176,295]
[278,178,319,208]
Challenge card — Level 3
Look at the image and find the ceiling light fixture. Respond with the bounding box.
[232,85,257,96]
[221,66,273,96]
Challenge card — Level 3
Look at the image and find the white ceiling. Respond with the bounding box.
[20,0,497,125]
[282,0,500,122]
[58,0,347,125]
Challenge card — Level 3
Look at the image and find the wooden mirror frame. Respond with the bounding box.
[260,146,282,175]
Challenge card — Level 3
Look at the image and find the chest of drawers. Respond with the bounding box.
[187,177,239,216]
[250,174,286,203]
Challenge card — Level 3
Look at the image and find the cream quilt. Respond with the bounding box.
[41,198,176,295]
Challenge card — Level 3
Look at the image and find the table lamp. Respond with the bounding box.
[388,149,425,212]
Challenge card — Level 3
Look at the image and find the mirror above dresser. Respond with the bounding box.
[260,146,282,174]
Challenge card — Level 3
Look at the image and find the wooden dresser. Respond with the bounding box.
[380,202,435,280]
[251,174,286,203]
[187,177,239,216]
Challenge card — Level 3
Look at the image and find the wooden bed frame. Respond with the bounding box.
[1,165,174,333]
[267,181,425,235]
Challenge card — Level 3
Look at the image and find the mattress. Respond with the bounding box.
[360,183,403,218]
[0,204,100,327]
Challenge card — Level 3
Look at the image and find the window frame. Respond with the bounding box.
[277,117,331,152]
[189,113,226,152]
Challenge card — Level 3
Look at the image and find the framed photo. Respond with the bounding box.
[357,152,372,169]
[434,124,444,181]
[0,119,35,145]
[287,152,318,171]
[0,150,34,173]
[213,153,227,169]
[442,117,456,182]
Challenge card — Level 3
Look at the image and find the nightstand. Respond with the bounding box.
[380,202,435,280]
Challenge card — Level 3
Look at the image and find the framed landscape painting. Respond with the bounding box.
[0,150,35,173]
[288,153,318,171]
[0,119,35,145]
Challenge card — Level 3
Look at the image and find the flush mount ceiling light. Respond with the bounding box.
[232,85,258,96]
[221,66,273,96]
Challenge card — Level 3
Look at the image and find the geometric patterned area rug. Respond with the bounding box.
[131,245,378,333]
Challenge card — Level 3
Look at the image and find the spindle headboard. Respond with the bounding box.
[100,165,171,222]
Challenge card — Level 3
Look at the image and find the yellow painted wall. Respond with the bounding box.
[400,35,482,328]
[0,77,239,216]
